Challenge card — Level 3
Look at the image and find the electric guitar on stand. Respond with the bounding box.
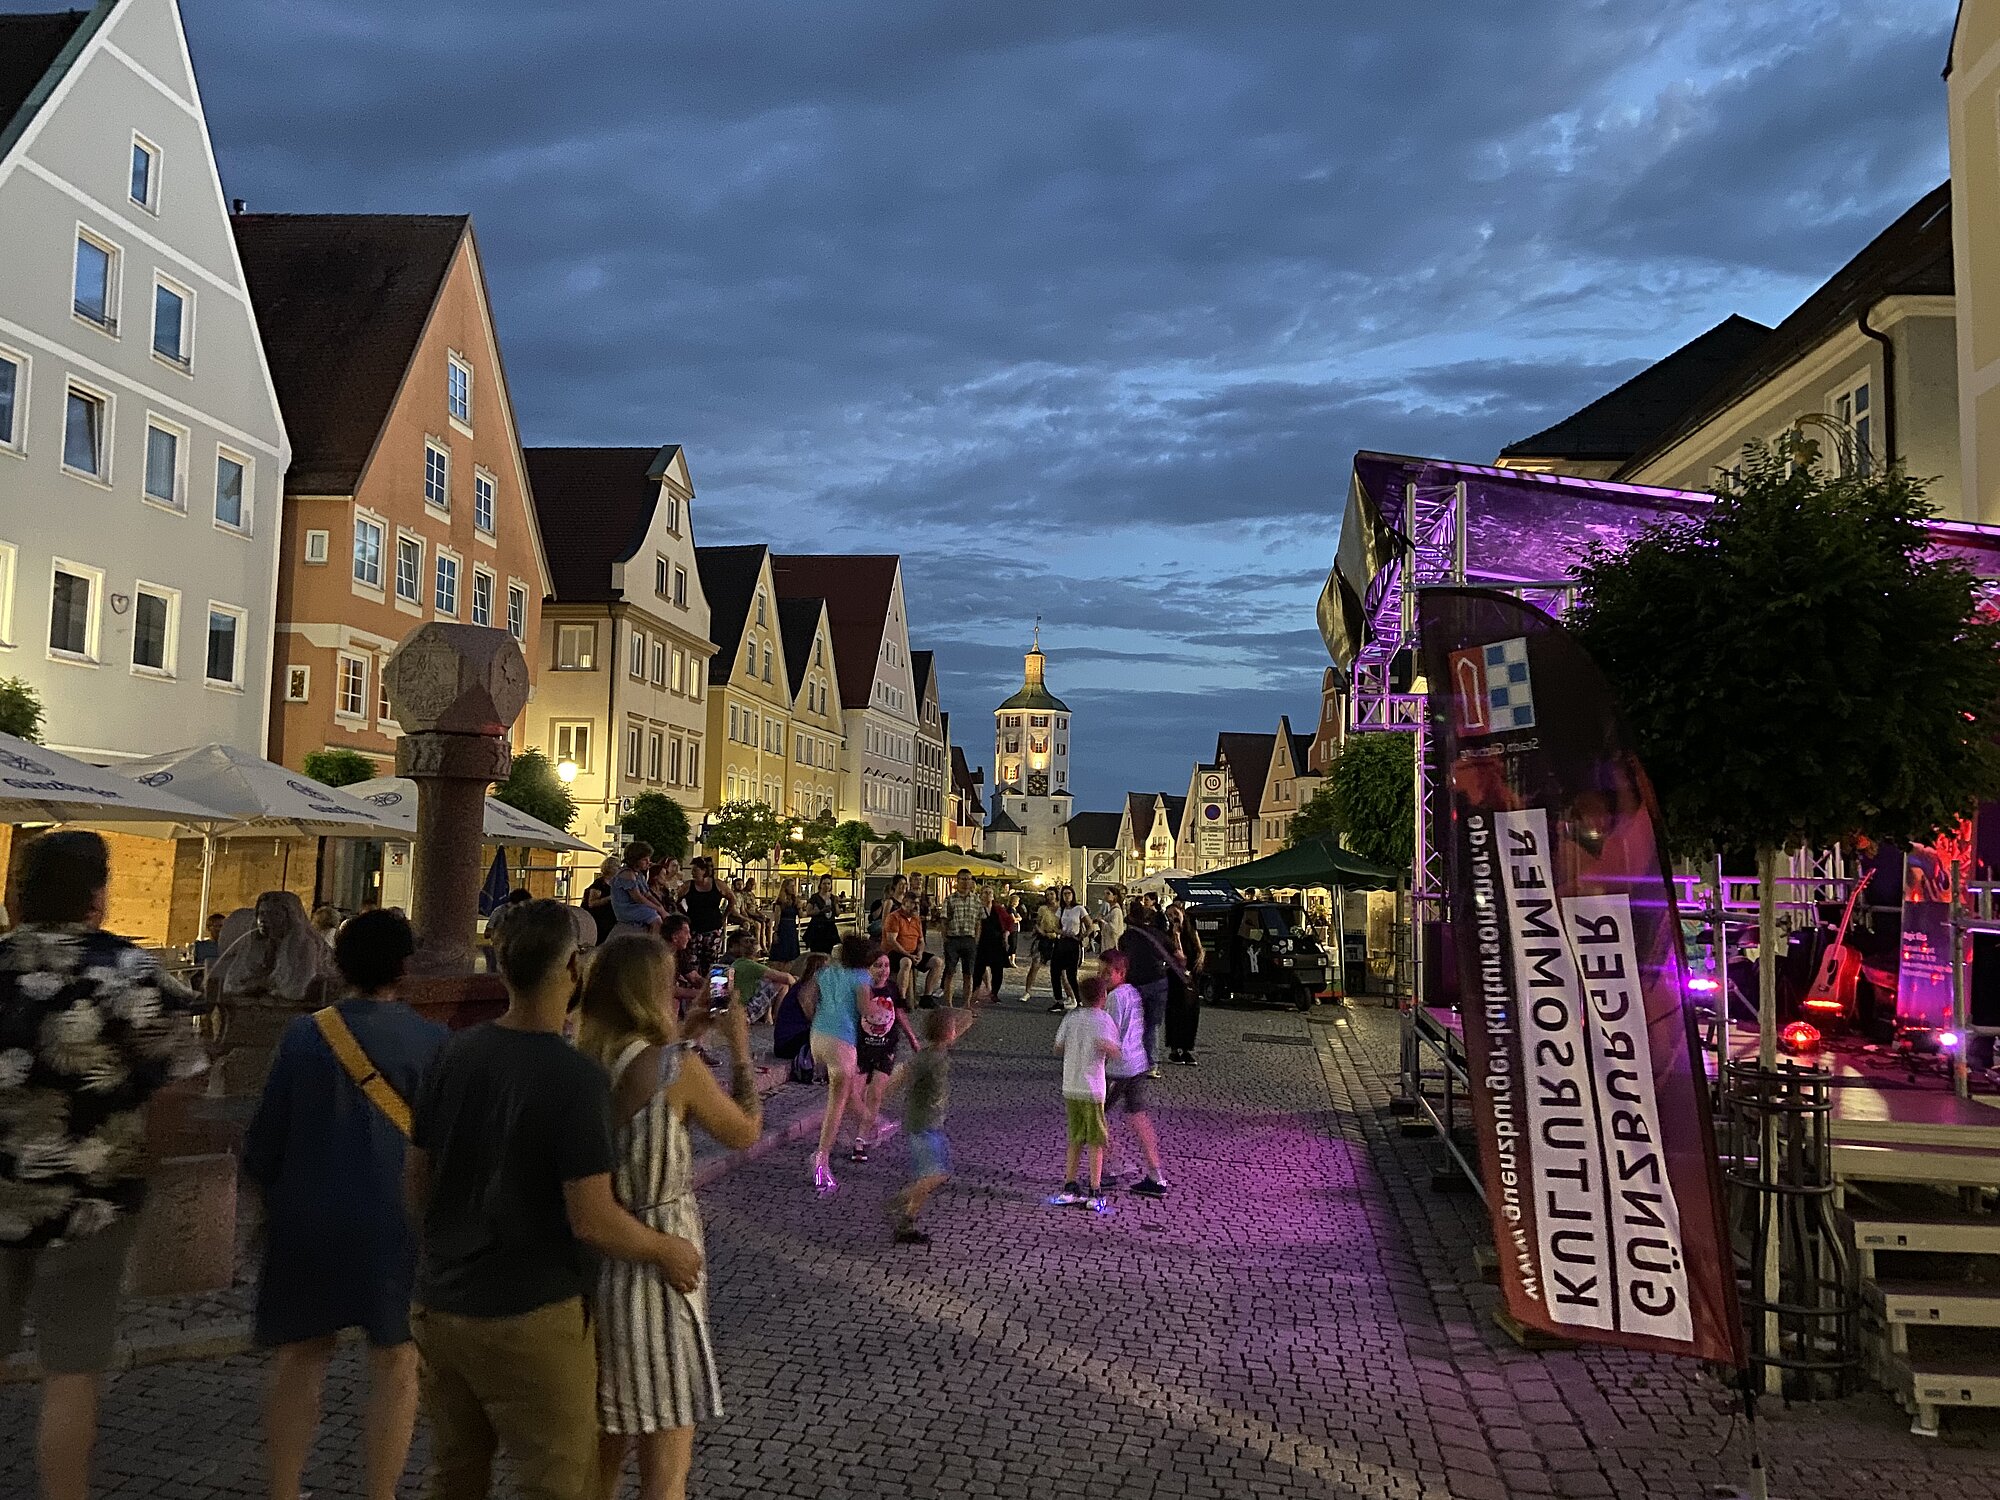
[1802,881,1865,1026]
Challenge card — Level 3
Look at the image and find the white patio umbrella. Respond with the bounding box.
[353,776,598,854]
[0,730,216,824]
[1132,868,1196,898]
[103,743,412,921]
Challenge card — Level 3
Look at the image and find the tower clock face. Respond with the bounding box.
[1028,772,1049,796]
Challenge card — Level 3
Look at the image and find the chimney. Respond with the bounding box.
[230,198,246,214]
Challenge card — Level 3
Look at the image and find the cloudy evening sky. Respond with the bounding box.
[124,2,1963,807]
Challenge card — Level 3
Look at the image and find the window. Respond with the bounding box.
[0,350,20,451]
[555,721,592,771]
[215,450,248,530]
[353,515,384,588]
[284,665,310,702]
[665,493,681,534]
[672,648,684,693]
[626,722,642,776]
[394,535,423,603]
[337,653,367,719]
[474,470,495,534]
[755,593,766,627]
[130,136,159,209]
[556,623,596,669]
[1831,378,1873,475]
[143,420,183,508]
[433,553,459,615]
[672,566,687,607]
[471,569,493,627]
[63,385,107,478]
[647,730,664,782]
[131,586,173,673]
[73,232,116,330]
[689,667,701,703]
[49,564,96,658]
[379,671,394,726]
[655,556,668,596]
[447,356,472,426]
[507,584,526,641]
[204,605,242,686]
[651,639,665,685]
[304,529,329,564]
[762,646,772,682]
[424,442,450,510]
[152,279,189,366]
[629,628,646,679]
[686,739,700,786]
[728,704,740,741]
[669,736,683,783]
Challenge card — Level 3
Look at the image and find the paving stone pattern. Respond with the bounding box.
[2,996,1996,1498]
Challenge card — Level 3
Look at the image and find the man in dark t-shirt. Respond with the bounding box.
[408,901,701,1500]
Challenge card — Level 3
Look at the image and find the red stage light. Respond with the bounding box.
[1780,1021,1822,1055]
[1801,997,1843,1012]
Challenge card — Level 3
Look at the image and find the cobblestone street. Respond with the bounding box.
[3,997,1997,1499]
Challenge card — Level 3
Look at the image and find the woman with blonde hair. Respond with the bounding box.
[769,877,802,968]
[575,935,763,1500]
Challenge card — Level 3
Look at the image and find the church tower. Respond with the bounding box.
[991,626,1074,881]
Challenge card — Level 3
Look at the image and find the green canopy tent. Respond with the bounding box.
[1208,837,1397,891]
[1208,838,1399,998]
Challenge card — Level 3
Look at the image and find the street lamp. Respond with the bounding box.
[556,757,578,785]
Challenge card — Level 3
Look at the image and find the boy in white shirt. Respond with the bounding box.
[1051,977,1120,1211]
[1098,951,1169,1198]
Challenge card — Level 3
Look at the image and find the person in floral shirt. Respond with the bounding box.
[0,831,207,1500]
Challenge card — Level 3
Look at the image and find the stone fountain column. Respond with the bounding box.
[383,623,530,976]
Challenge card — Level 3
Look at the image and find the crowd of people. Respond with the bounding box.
[0,836,1205,1500]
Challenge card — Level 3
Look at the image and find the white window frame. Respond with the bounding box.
[671,647,684,694]
[130,133,161,212]
[1827,373,1874,476]
[214,446,251,534]
[352,512,386,594]
[672,565,687,607]
[128,580,178,678]
[47,558,102,663]
[434,549,461,617]
[473,467,496,537]
[303,529,329,565]
[72,226,120,334]
[151,273,192,370]
[447,353,473,431]
[625,721,643,777]
[471,566,495,627]
[654,555,667,596]
[394,532,424,606]
[142,414,188,512]
[686,739,700,787]
[335,651,369,722]
[506,583,526,642]
[61,380,112,483]
[647,728,664,782]
[554,720,592,772]
[379,670,395,729]
[203,601,247,689]
[650,637,666,686]
[555,622,596,670]
[0,540,15,648]
[665,493,681,535]
[629,627,646,679]
[283,663,311,702]
[423,440,451,513]
[0,345,26,456]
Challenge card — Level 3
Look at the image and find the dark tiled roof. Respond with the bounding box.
[694,545,769,688]
[950,745,985,818]
[1289,730,1315,773]
[1217,732,1278,819]
[987,808,1024,835]
[1125,792,1156,847]
[232,214,467,495]
[0,9,91,162]
[911,649,937,713]
[776,596,824,701]
[523,446,678,603]
[1617,184,1954,478]
[767,555,900,710]
[1500,317,1772,463]
[1064,811,1122,849]
[1160,794,1187,839]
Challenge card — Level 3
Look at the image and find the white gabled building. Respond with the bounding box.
[0,0,288,760]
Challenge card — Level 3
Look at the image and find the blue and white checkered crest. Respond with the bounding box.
[1480,638,1535,730]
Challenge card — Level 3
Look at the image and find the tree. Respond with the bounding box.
[702,800,787,871]
[1288,784,1342,847]
[785,809,840,868]
[492,748,578,831]
[621,792,691,863]
[1326,734,1414,871]
[1570,436,2000,1063]
[0,678,44,742]
[302,748,378,788]
[824,819,876,873]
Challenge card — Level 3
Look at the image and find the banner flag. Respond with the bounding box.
[1418,587,1743,1365]
[1895,820,1971,1034]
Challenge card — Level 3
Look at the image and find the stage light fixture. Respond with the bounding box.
[1939,1030,1961,1050]
[1687,976,1719,994]
[1779,1021,1821,1055]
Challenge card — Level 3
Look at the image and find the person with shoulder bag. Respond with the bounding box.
[243,909,449,1500]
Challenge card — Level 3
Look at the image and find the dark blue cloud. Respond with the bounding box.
[127,0,1960,805]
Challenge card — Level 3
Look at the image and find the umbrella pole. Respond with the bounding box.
[1335,891,1348,998]
[197,832,216,940]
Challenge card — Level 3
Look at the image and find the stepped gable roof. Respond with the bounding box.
[1499,317,1771,464]
[524,446,679,603]
[1617,183,1954,477]
[232,214,468,495]
[775,596,825,701]
[694,544,769,688]
[0,8,94,161]
[768,555,900,710]
[1217,732,1278,819]
[1125,792,1157,847]
[1064,811,1122,849]
[986,807,1024,835]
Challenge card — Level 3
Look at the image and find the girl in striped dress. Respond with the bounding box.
[578,935,763,1500]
